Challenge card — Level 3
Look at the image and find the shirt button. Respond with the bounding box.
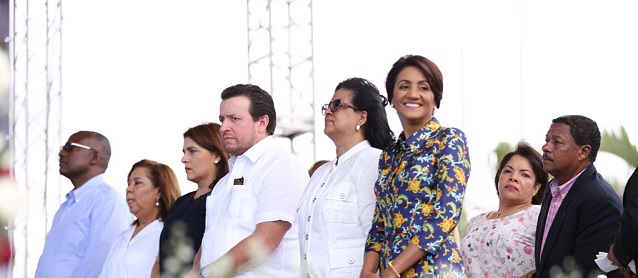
[312,198,317,203]
[339,193,346,199]
[348,258,354,264]
[201,266,211,277]
[307,216,311,221]
[304,254,307,260]
[321,183,325,187]
[305,234,309,240]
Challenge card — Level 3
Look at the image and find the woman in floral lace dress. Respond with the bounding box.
[461,141,548,278]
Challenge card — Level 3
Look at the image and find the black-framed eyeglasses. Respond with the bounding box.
[321,99,359,116]
[61,142,96,152]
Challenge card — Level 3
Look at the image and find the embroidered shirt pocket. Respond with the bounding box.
[323,182,358,224]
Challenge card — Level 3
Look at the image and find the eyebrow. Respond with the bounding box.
[504,165,533,173]
[398,79,430,84]
[219,113,239,119]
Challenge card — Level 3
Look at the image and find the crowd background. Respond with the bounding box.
[1,0,638,275]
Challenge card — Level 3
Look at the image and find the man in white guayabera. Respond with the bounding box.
[195,84,308,277]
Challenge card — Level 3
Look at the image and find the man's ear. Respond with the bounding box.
[89,151,101,166]
[257,115,269,133]
[578,145,592,161]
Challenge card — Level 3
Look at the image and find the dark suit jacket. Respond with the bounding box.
[535,165,623,277]
[612,167,638,268]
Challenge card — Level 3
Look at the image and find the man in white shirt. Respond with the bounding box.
[198,84,308,277]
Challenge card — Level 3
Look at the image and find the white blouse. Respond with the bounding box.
[99,219,163,278]
[297,140,381,278]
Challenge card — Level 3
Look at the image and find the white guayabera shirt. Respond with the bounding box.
[200,136,308,278]
[297,140,380,278]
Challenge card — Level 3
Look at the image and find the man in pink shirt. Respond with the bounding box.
[534,115,623,277]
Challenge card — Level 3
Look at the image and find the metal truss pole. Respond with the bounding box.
[246,0,316,165]
[8,0,62,276]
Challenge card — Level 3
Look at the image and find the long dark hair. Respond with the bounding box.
[335,77,395,149]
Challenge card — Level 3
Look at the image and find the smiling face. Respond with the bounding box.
[391,66,436,137]
[182,137,220,186]
[126,167,160,220]
[497,154,540,205]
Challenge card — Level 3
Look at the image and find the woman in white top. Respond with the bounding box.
[297,77,395,277]
[461,141,548,278]
[100,159,181,278]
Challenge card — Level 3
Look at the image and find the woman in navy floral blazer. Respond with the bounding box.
[361,55,471,278]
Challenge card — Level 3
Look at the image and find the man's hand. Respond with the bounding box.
[608,244,622,267]
[200,221,291,277]
[619,267,636,278]
[608,244,636,278]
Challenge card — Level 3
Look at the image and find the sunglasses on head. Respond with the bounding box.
[61,142,96,152]
[321,99,359,116]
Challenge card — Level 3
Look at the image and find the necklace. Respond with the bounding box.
[496,211,502,218]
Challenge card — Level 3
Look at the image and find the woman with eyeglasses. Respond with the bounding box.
[99,159,181,278]
[361,55,471,278]
[297,77,394,277]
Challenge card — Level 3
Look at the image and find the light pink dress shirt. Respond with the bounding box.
[540,169,586,256]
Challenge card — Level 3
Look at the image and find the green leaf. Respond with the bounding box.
[600,126,638,167]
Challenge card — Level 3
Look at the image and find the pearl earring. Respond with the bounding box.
[155,198,160,207]
[214,160,219,164]
[356,125,360,131]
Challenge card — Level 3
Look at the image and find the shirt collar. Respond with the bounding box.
[337,140,372,165]
[229,135,274,164]
[66,174,105,203]
[396,117,441,152]
[549,168,586,196]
